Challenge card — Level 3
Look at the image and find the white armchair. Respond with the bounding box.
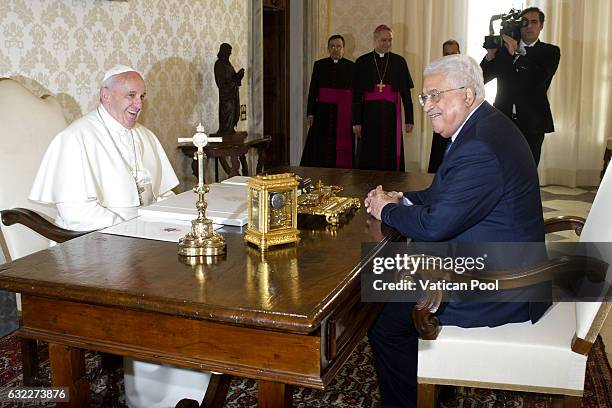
[415,170,612,408]
[0,78,69,260]
[0,78,85,387]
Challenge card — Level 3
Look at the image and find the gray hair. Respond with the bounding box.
[424,54,485,101]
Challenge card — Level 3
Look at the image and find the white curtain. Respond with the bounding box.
[390,0,469,172]
[533,0,612,186]
[249,0,264,138]
[301,0,331,162]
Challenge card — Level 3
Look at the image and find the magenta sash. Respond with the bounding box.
[318,87,353,168]
[363,85,402,171]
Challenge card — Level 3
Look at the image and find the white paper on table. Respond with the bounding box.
[138,183,248,226]
[221,175,251,186]
[100,216,221,242]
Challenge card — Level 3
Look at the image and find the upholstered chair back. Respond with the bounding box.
[574,168,612,342]
[0,78,67,261]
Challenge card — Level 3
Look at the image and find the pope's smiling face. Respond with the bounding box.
[101,71,146,129]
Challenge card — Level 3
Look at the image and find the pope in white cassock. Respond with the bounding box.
[29,65,211,407]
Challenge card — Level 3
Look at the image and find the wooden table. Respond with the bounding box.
[178,132,271,182]
[0,167,432,407]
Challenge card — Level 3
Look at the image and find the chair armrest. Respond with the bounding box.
[1,208,90,243]
[544,215,585,236]
[174,400,199,408]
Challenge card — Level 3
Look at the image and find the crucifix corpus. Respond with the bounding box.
[176,123,226,256]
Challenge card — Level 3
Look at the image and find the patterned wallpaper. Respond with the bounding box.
[326,0,393,61]
[0,0,250,186]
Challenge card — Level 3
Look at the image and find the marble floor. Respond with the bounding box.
[540,185,612,364]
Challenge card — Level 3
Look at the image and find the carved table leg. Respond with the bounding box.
[417,383,437,408]
[229,155,241,177]
[20,337,40,386]
[202,373,232,408]
[217,157,232,178]
[49,342,90,408]
[239,155,249,176]
[256,145,267,174]
[100,353,122,407]
[258,380,293,408]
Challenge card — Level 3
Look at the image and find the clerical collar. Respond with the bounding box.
[97,104,132,135]
[332,58,339,63]
[376,51,386,58]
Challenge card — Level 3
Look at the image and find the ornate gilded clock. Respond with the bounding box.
[244,173,300,250]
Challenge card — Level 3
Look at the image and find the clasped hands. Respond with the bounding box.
[364,185,403,220]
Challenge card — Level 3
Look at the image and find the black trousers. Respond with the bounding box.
[368,302,418,408]
[523,131,545,166]
[511,116,545,166]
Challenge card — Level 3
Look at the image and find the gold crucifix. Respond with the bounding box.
[377,81,386,92]
[176,123,226,257]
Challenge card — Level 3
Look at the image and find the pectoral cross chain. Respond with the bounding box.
[135,181,145,205]
[373,51,389,93]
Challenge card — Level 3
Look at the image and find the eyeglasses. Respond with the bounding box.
[418,86,465,106]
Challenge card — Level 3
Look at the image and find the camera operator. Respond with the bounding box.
[481,7,560,166]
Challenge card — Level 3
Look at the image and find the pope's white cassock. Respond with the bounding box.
[29,104,211,407]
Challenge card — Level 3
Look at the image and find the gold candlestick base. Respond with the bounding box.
[178,186,226,257]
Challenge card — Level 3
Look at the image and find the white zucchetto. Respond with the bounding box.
[101,65,143,84]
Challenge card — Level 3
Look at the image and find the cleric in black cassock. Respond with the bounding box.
[301,35,355,168]
[353,25,414,172]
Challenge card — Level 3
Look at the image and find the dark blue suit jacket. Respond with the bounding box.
[380,101,549,326]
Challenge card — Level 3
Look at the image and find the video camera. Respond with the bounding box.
[483,8,528,49]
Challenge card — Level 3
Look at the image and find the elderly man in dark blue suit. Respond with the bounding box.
[364,54,548,408]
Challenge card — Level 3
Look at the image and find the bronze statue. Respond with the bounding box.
[214,43,244,134]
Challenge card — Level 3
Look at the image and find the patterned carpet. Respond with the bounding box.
[0,333,610,407]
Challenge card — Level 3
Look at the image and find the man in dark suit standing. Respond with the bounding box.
[364,54,548,408]
[481,6,560,166]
